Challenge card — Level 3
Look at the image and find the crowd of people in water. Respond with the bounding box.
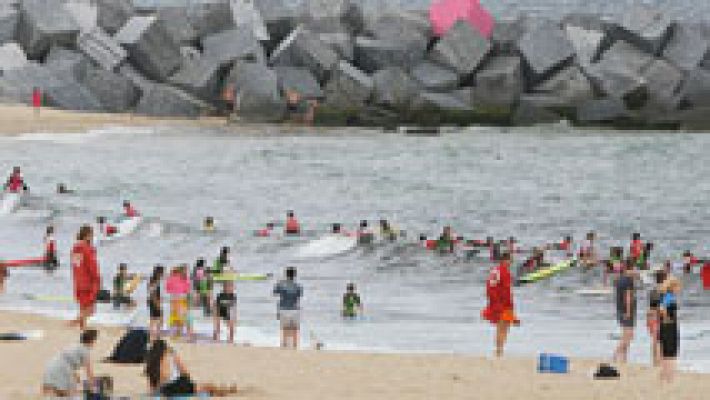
[2,166,709,396]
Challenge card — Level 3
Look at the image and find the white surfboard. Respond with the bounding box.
[99,216,143,243]
[0,191,23,215]
[295,234,357,258]
[576,287,613,297]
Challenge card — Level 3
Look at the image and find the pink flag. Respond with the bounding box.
[429,0,495,38]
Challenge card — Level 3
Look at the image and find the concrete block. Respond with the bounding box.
[135,83,214,117]
[118,63,154,92]
[614,5,672,55]
[586,41,653,100]
[318,32,353,61]
[490,18,525,56]
[202,27,264,64]
[663,24,710,72]
[301,0,363,34]
[44,80,104,112]
[410,61,458,92]
[372,66,419,111]
[411,91,470,111]
[430,20,491,77]
[364,10,430,43]
[44,47,91,81]
[132,0,190,13]
[354,36,424,74]
[641,59,683,110]
[96,0,133,35]
[230,0,269,41]
[82,67,139,112]
[0,62,60,103]
[270,26,339,83]
[323,60,372,109]
[473,56,523,109]
[254,0,302,47]
[188,0,235,38]
[564,24,604,68]
[0,5,18,44]
[180,46,201,62]
[577,97,629,123]
[274,66,323,99]
[64,0,97,33]
[227,61,285,122]
[0,42,27,73]
[15,0,80,59]
[533,66,594,106]
[157,6,198,45]
[169,56,232,101]
[517,21,575,78]
[115,15,182,82]
[77,28,127,71]
[678,68,710,108]
[513,97,563,125]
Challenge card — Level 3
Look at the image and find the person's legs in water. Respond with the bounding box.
[613,327,634,363]
[286,327,299,349]
[495,320,511,357]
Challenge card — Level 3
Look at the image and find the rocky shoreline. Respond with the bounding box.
[1,0,710,130]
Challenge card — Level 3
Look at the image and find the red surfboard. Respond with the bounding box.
[0,257,47,268]
[702,263,710,290]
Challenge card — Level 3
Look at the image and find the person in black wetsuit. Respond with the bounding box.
[659,277,681,383]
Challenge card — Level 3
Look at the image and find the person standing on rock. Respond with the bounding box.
[70,225,101,330]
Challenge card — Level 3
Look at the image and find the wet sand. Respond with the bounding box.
[0,310,706,399]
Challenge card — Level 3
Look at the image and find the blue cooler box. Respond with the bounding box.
[538,353,569,374]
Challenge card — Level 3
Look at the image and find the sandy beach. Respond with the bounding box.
[0,311,705,400]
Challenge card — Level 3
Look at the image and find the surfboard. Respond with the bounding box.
[212,272,272,282]
[576,287,613,296]
[99,216,142,243]
[517,258,576,284]
[0,256,47,268]
[22,294,74,303]
[0,191,22,215]
[295,234,358,258]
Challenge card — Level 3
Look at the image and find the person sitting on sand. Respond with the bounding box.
[113,263,137,310]
[213,281,237,343]
[342,283,363,319]
[42,329,98,397]
[145,339,238,397]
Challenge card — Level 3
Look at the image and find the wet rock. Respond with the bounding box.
[0,5,18,44]
[187,0,235,38]
[411,61,458,92]
[136,83,214,117]
[270,26,339,83]
[0,42,27,73]
[663,24,710,72]
[115,15,182,82]
[202,27,264,64]
[96,0,133,35]
[354,36,425,74]
[577,98,629,124]
[612,5,672,55]
[318,32,353,61]
[641,59,682,111]
[431,20,491,77]
[323,60,373,109]
[82,67,139,112]
[44,80,104,112]
[473,56,523,110]
[300,0,363,34]
[411,91,470,111]
[517,21,575,79]
[156,6,198,46]
[16,0,80,59]
[371,66,419,111]
[274,66,323,99]
[169,56,232,101]
[77,28,127,71]
[254,0,302,47]
[227,61,285,122]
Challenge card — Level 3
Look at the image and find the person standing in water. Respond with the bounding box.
[147,265,165,341]
[482,252,518,357]
[44,226,58,270]
[659,277,681,383]
[613,261,637,363]
[342,283,363,318]
[273,267,303,349]
[579,231,597,268]
[212,246,231,274]
[213,281,237,343]
[3,166,27,192]
[285,211,300,235]
[123,200,139,218]
[647,269,667,367]
[70,225,100,330]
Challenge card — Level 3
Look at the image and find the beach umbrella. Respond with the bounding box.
[429,0,495,38]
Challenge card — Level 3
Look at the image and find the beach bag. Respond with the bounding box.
[107,329,148,364]
[594,363,620,379]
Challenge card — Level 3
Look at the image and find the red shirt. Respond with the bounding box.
[486,261,513,311]
[71,241,100,293]
[124,206,138,218]
[256,228,270,237]
[32,88,42,108]
[6,173,23,192]
[425,240,437,250]
[630,240,642,258]
[285,217,300,233]
[702,263,710,290]
[559,240,571,251]
[45,236,56,254]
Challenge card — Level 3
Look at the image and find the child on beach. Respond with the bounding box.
[42,329,98,397]
[342,283,363,318]
[147,265,165,340]
[213,281,237,343]
[166,265,193,340]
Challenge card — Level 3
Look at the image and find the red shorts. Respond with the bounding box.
[75,290,96,308]
[482,307,518,324]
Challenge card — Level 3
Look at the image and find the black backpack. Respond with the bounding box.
[107,329,149,364]
[594,363,620,379]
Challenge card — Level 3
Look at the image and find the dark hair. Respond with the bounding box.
[77,225,93,242]
[195,258,205,268]
[80,329,98,345]
[287,211,294,217]
[46,226,54,235]
[501,252,511,261]
[221,246,230,254]
[119,263,127,270]
[332,223,341,232]
[632,233,640,240]
[145,339,169,389]
[419,234,426,241]
[149,264,164,285]
[586,231,595,240]
[123,200,130,207]
[347,283,355,291]
[286,267,296,280]
[655,270,667,285]
[266,222,275,229]
[360,220,368,228]
[97,216,105,223]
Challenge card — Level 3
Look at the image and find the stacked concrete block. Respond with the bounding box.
[614,5,673,55]
[270,26,339,83]
[678,68,710,108]
[411,91,471,111]
[564,24,604,69]
[44,81,104,112]
[0,42,27,73]
[577,98,630,123]
[531,66,594,107]
[254,0,302,47]
[430,20,491,77]
[96,0,133,35]
[77,28,127,71]
[274,66,323,99]
[118,63,154,92]
[16,0,80,59]
[0,5,18,44]
[169,56,232,101]
[188,0,235,38]
[640,59,683,111]
[518,21,575,80]
[82,67,139,112]
[157,6,198,46]
[300,0,363,34]
[231,0,269,41]
[115,15,182,82]
[472,56,523,111]
[491,19,526,56]
[364,10,430,43]
[323,60,373,109]
[136,83,214,117]
[663,24,710,72]
[202,27,264,64]
[371,66,419,111]
[410,61,458,92]
[354,36,424,73]
[318,32,353,61]
[227,61,285,122]
[586,41,653,101]
[64,0,97,33]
